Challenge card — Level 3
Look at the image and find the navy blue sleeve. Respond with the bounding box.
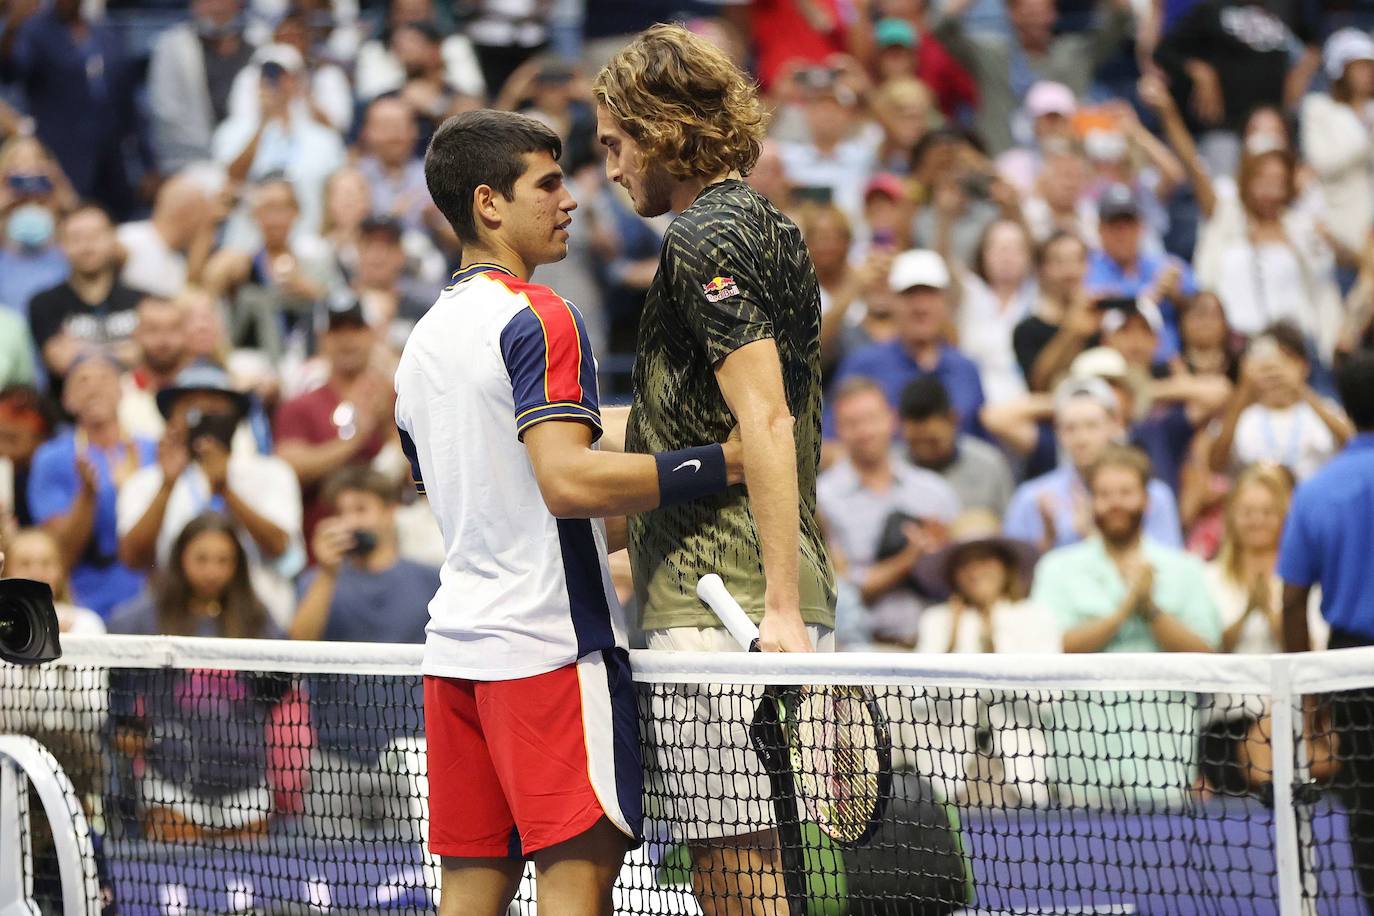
[499,297,601,442]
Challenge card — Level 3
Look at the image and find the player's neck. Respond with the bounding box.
[459,243,529,281]
[669,170,742,214]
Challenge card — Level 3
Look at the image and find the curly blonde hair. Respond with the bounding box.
[593,24,769,181]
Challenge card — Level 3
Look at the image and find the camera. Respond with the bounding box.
[185,408,238,451]
[0,579,62,666]
[346,530,378,557]
[260,60,286,86]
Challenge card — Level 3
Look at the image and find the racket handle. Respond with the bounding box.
[696,574,761,651]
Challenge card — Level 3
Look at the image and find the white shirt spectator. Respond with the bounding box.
[116,449,303,627]
[212,112,346,244]
[916,598,1061,654]
[227,58,354,134]
[116,221,187,300]
[779,128,879,222]
[955,272,1033,404]
[1230,401,1340,481]
[353,34,485,101]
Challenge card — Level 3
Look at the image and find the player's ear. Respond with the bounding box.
[472,184,502,232]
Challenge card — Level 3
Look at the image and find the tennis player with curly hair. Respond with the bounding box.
[595,24,837,916]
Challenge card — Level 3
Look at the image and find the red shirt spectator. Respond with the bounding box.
[750,0,848,91]
[872,18,978,120]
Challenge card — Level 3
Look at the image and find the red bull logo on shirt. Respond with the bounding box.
[702,276,740,303]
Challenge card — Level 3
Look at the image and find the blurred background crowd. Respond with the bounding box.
[3,0,1374,815]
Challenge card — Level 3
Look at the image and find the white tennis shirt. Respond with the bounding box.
[394,263,626,680]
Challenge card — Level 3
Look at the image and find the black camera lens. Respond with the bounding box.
[347,530,379,556]
[0,579,62,665]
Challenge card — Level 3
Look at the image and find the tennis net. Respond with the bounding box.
[1,635,1370,915]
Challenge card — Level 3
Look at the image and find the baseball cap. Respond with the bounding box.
[1098,297,1163,336]
[864,172,906,202]
[1098,183,1140,221]
[359,214,404,243]
[1053,375,1118,417]
[322,293,369,332]
[255,43,304,75]
[1069,346,1129,381]
[888,249,949,292]
[1325,28,1374,80]
[875,18,917,49]
[1084,129,1128,163]
[1025,81,1076,119]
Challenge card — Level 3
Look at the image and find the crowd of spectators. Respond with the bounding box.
[3,0,1374,845]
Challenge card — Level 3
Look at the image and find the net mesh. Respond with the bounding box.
[0,637,1369,915]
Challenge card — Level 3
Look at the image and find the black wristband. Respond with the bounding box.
[654,444,729,507]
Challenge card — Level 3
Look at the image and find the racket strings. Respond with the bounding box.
[790,685,887,843]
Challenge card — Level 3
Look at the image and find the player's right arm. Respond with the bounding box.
[503,296,741,519]
[523,421,739,517]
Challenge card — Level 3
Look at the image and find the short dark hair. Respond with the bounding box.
[1085,443,1152,491]
[1255,320,1308,364]
[424,109,562,245]
[322,466,400,508]
[899,376,952,423]
[1338,350,1374,432]
[1035,230,1085,270]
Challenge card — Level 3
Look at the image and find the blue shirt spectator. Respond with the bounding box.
[827,249,985,438]
[0,226,68,323]
[1279,354,1374,645]
[1086,184,1197,360]
[290,467,438,764]
[26,354,155,617]
[1004,377,1183,549]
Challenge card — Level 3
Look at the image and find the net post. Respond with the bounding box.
[1271,655,1315,916]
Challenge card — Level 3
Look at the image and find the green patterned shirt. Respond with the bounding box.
[626,179,836,631]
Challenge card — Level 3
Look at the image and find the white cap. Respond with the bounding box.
[255,43,304,74]
[1026,81,1077,119]
[888,249,950,292]
[1084,129,1128,163]
[1069,346,1129,381]
[1325,28,1374,80]
[1053,375,1119,417]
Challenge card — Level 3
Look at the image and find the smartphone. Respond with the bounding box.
[792,185,834,206]
[1094,295,1137,313]
[260,61,286,87]
[186,408,238,451]
[346,530,378,556]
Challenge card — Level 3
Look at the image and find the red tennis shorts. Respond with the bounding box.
[424,648,643,858]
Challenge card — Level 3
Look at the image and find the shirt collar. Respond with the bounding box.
[449,262,516,285]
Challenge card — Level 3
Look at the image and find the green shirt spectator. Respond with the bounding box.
[0,309,36,387]
[1031,444,1220,808]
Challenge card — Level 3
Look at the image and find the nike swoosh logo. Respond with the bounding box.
[673,459,702,473]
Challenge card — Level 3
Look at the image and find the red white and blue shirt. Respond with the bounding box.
[394,264,626,680]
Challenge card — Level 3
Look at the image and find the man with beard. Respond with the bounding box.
[120,296,191,439]
[1031,444,1219,806]
[595,22,835,916]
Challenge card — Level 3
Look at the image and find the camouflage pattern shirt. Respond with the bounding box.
[626,178,836,631]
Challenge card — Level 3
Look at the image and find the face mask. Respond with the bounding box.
[6,204,55,249]
[195,14,242,40]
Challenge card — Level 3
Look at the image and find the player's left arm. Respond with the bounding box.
[716,340,812,653]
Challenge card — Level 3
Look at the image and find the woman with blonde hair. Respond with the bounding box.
[1199,463,1332,797]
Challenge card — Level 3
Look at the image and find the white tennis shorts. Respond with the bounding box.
[644,625,834,842]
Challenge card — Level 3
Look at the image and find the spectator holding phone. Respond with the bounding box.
[116,361,302,626]
[1208,323,1352,482]
[288,467,437,837]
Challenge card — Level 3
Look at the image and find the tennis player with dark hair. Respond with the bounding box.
[396,108,743,916]
[594,24,837,916]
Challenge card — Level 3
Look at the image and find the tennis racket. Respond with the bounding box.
[696,575,893,850]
